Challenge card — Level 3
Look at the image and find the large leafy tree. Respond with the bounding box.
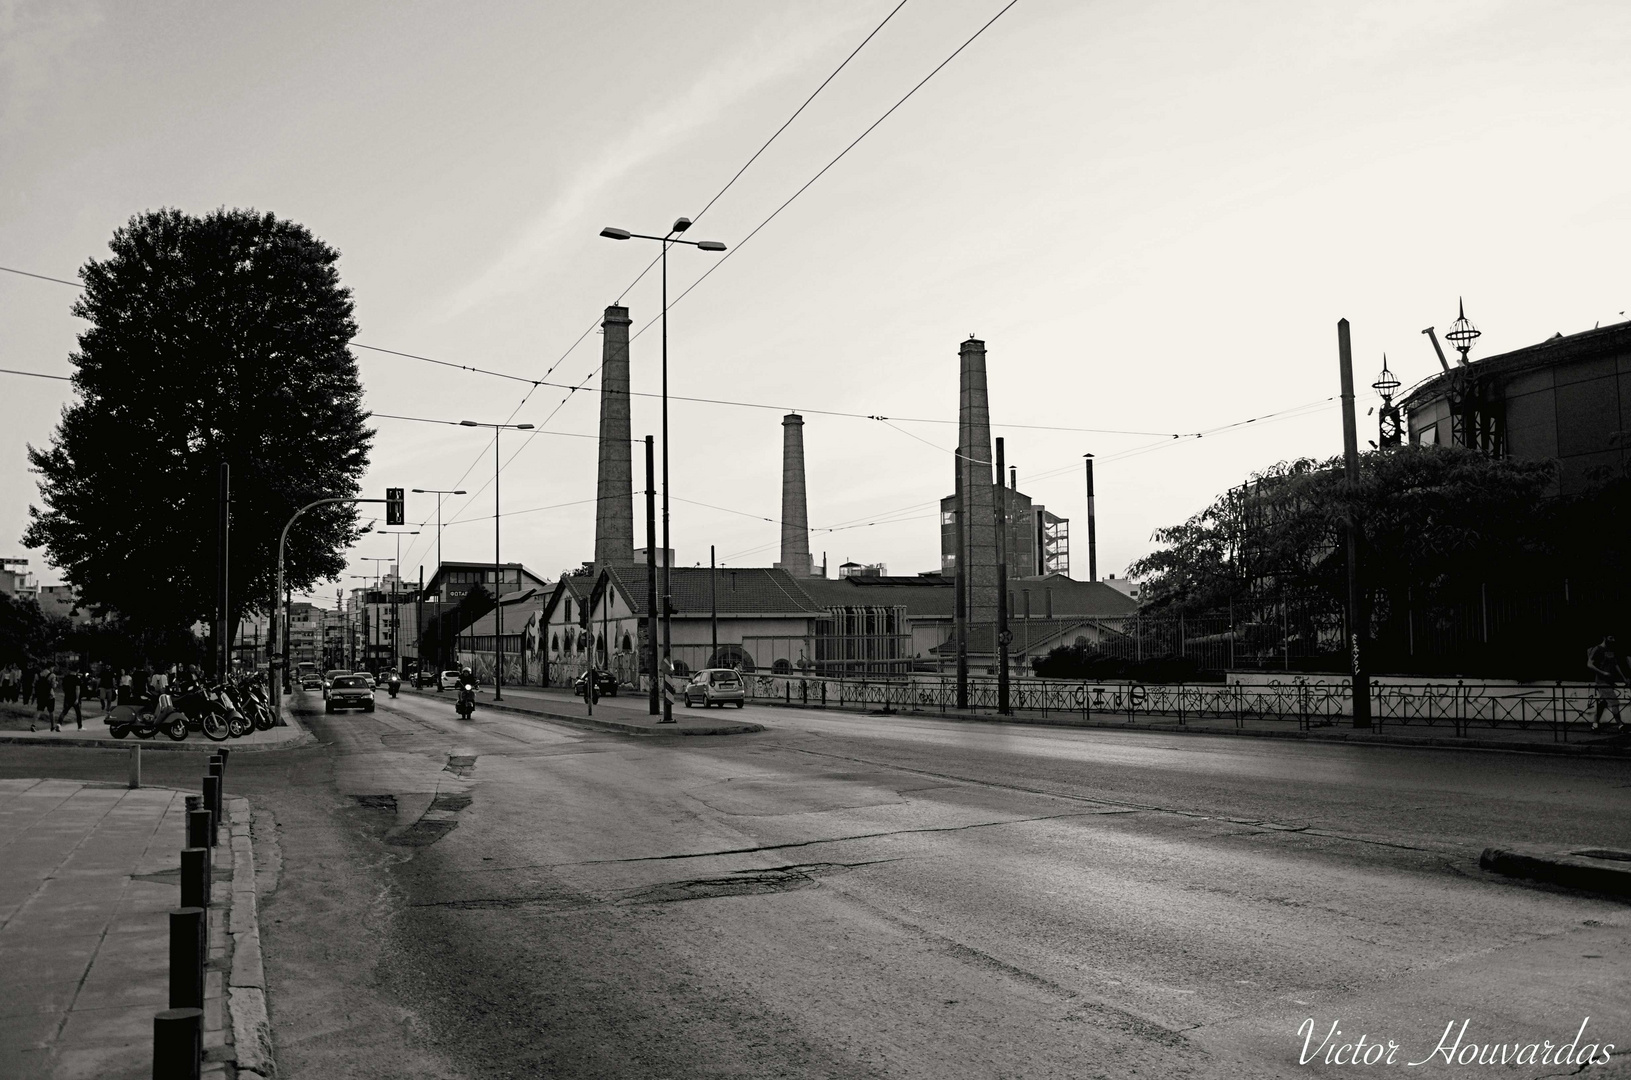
[1129,445,1557,615]
[24,208,373,647]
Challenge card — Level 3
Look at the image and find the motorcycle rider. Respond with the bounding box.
[387,669,401,697]
[456,666,477,717]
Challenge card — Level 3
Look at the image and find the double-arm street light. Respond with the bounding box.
[410,488,467,577]
[411,487,465,675]
[599,218,726,722]
[459,420,533,701]
[378,528,419,675]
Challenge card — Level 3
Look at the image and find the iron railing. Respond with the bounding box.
[732,672,1611,740]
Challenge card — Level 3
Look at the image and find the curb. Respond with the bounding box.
[747,699,1631,758]
[1479,845,1631,899]
[397,688,762,737]
[0,728,314,752]
[220,795,276,1078]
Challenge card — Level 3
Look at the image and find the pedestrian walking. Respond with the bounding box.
[0,663,15,703]
[33,669,56,732]
[1587,634,1629,732]
[118,668,133,705]
[20,663,36,707]
[98,666,115,711]
[58,667,84,730]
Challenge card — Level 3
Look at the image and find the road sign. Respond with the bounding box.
[386,488,404,525]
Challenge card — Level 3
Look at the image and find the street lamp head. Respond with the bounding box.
[412,488,426,493]
[671,217,692,234]
[600,227,632,240]
[695,240,726,252]
[454,489,467,494]
[459,420,480,427]
[515,423,534,430]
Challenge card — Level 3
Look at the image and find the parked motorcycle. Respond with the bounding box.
[456,681,476,720]
[106,691,174,740]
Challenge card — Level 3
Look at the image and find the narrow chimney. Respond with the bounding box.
[594,305,634,567]
[776,413,813,576]
[958,337,998,626]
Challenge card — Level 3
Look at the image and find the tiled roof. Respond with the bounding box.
[933,617,1128,655]
[800,575,954,618]
[602,566,826,618]
[1007,576,1141,618]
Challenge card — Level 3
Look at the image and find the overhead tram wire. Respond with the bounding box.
[1,366,72,381]
[409,3,917,553]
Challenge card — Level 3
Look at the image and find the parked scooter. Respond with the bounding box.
[106,691,174,740]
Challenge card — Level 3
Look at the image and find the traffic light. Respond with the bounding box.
[386,487,404,525]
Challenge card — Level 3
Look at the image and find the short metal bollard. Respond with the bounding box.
[215,747,229,772]
[129,745,142,789]
[168,907,206,1010]
[180,848,210,909]
[186,806,211,853]
[202,776,221,847]
[152,1006,203,1080]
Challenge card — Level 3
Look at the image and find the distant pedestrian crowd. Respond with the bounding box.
[0,660,199,733]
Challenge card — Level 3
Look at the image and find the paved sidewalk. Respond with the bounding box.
[0,779,188,1079]
[397,684,762,735]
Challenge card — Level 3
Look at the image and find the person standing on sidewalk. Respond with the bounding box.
[97,665,115,712]
[1588,634,1629,732]
[33,668,57,732]
[58,667,84,730]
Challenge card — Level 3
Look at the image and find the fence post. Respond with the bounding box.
[1177,680,1185,726]
[1456,680,1465,738]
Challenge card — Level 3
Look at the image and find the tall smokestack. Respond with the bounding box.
[594,305,634,567]
[1083,454,1097,582]
[958,337,998,626]
[775,413,813,576]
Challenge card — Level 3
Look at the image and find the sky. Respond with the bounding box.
[3,0,1630,608]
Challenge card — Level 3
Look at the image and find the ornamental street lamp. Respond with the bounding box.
[1445,297,1481,365]
[459,420,533,701]
[599,218,727,722]
[1372,355,1401,447]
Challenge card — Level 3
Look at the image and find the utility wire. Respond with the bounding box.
[416,2,916,555]
[0,366,71,381]
[0,265,80,288]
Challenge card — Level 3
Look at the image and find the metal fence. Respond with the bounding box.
[730,672,1612,739]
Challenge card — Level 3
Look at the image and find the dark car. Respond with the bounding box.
[325,674,376,714]
[573,669,619,699]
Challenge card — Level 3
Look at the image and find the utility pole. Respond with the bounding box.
[645,436,659,715]
[954,449,968,710]
[995,438,1010,715]
[1083,454,1098,583]
[216,463,230,678]
[710,545,718,665]
[1338,318,1373,729]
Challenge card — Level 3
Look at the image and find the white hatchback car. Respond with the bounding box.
[438,670,465,692]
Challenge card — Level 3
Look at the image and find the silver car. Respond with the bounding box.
[682,668,747,709]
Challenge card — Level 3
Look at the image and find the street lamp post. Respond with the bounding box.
[361,557,391,671]
[410,488,464,673]
[379,529,419,674]
[459,421,533,701]
[599,219,726,722]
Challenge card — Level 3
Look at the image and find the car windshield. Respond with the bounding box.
[325,670,347,679]
[332,676,367,689]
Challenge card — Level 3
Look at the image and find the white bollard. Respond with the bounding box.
[128,745,141,789]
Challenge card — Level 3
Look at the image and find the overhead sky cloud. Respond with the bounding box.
[438,10,869,323]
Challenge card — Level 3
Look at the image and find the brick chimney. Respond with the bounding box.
[775,413,813,576]
[958,337,997,625]
[594,305,634,567]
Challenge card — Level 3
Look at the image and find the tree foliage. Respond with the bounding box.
[24,208,373,644]
[1128,446,1558,615]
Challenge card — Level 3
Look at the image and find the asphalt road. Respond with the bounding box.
[5,691,1627,1078]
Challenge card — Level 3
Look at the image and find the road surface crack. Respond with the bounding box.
[772,745,1455,855]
